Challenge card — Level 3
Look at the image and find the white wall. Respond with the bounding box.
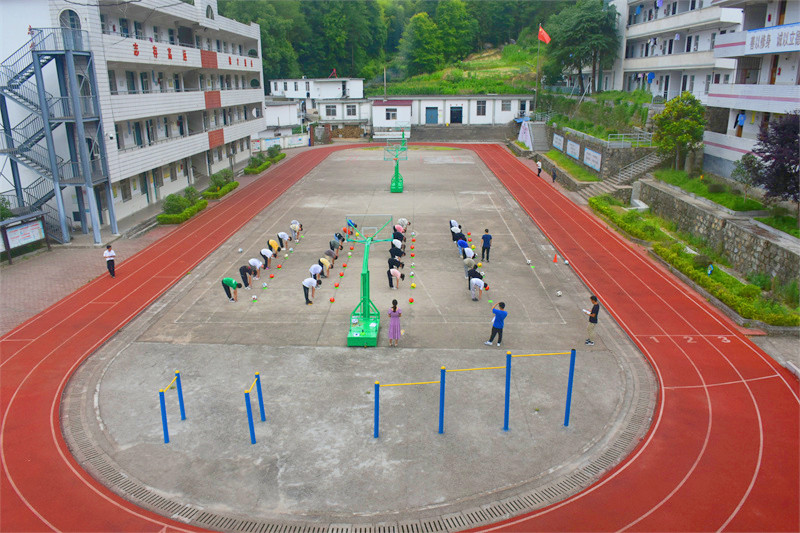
[264,103,299,127]
[372,105,411,128]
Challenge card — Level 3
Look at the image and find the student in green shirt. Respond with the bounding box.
[222,277,242,302]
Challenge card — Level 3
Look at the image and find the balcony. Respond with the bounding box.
[703,130,756,161]
[627,5,741,40]
[624,50,723,70]
[714,23,800,58]
[706,83,800,113]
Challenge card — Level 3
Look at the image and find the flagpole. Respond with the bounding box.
[534,24,541,117]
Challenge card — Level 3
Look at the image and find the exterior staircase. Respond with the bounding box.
[577,151,663,201]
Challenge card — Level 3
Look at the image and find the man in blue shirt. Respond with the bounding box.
[485,302,507,347]
[481,228,492,262]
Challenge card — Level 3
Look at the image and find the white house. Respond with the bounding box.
[371,100,412,139]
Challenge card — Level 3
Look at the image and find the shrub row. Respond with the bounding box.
[653,242,800,326]
[243,152,286,175]
[588,196,670,241]
[157,199,208,225]
[202,181,239,200]
[244,160,271,175]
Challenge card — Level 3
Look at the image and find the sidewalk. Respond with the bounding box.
[0,146,312,336]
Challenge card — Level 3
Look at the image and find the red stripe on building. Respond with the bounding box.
[204,91,221,109]
[704,140,753,154]
[714,41,745,48]
[708,92,800,103]
[208,129,224,149]
[200,50,218,69]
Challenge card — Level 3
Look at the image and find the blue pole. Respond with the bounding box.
[175,371,186,420]
[503,352,512,431]
[564,348,576,427]
[245,391,256,444]
[159,390,169,443]
[255,372,266,422]
[374,382,380,438]
[438,367,446,434]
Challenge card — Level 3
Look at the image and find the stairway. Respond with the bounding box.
[577,151,663,202]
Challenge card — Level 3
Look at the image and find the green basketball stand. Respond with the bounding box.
[385,130,408,193]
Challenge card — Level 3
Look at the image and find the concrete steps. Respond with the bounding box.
[577,152,663,202]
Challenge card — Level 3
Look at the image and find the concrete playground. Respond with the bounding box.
[62,147,657,529]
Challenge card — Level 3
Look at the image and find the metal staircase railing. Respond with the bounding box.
[616,152,663,185]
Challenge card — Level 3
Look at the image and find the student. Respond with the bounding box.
[392,230,405,243]
[392,238,404,251]
[456,238,469,258]
[221,277,242,302]
[239,265,256,289]
[388,257,404,270]
[277,231,292,249]
[453,226,465,244]
[290,220,303,241]
[309,263,323,284]
[330,236,343,258]
[389,245,405,259]
[302,277,318,305]
[552,168,557,184]
[248,258,264,279]
[103,244,116,278]
[464,257,476,281]
[324,248,337,267]
[584,295,600,346]
[387,268,405,289]
[387,299,402,347]
[268,239,281,254]
[463,245,475,261]
[481,229,492,262]
[537,159,542,176]
[468,266,483,291]
[394,224,405,234]
[318,256,331,278]
[485,302,507,346]
[470,277,486,301]
[397,217,410,230]
[260,247,273,269]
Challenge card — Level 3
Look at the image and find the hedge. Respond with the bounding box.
[653,242,800,326]
[588,196,670,242]
[157,199,208,224]
[202,181,239,200]
[243,152,286,175]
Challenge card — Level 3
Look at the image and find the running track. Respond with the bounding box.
[1,144,797,532]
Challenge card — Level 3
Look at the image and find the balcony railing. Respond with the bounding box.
[117,116,261,153]
[100,28,258,59]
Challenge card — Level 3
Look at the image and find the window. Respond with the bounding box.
[688,75,695,92]
[168,28,175,45]
[108,70,117,94]
[710,33,716,49]
[723,74,729,84]
[170,163,178,181]
[153,168,163,188]
[223,41,228,53]
[120,179,132,201]
[163,117,170,137]
[216,40,221,52]
[685,35,692,53]
[386,108,397,120]
[705,74,711,94]
[114,124,122,149]
[134,21,143,39]
[325,105,336,117]
[206,5,214,19]
[216,148,223,160]
[100,15,107,34]
[283,82,288,91]
[239,44,243,55]
[119,18,129,37]
[477,100,486,116]
[294,82,298,91]
[125,71,136,93]
[305,81,310,91]
[145,119,155,144]
[346,104,356,116]
[140,72,150,94]
[274,82,278,91]
[501,100,511,111]
[173,73,181,92]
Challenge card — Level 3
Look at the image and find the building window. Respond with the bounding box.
[216,40,221,52]
[108,70,117,95]
[206,5,214,19]
[134,21,143,40]
[386,108,397,120]
[239,44,243,55]
[501,100,511,111]
[163,117,170,138]
[305,81,310,91]
[119,18,129,37]
[170,163,178,181]
[283,82,288,91]
[153,168,163,188]
[274,81,278,91]
[346,104,356,116]
[125,71,136,93]
[294,82,298,91]
[325,105,336,117]
[120,179,132,201]
[114,124,122,150]
[477,100,486,116]
[223,41,228,53]
[140,72,150,93]
[173,74,181,92]
[100,15,107,34]
[168,28,176,45]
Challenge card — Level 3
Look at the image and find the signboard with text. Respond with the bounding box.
[745,23,800,55]
[552,133,564,151]
[583,148,602,171]
[0,219,44,252]
[566,139,580,160]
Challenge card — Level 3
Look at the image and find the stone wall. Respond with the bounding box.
[544,125,657,180]
[410,124,515,142]
[638,180,800,283]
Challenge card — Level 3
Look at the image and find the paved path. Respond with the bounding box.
[0,143,797,532]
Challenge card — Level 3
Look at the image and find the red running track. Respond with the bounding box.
[1,144,797,531]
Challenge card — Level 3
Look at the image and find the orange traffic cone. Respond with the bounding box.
[553,253,558,263]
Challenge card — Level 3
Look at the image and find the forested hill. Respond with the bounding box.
[217,0,568,84]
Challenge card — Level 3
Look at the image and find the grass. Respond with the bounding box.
[653,169,765,211]
[545,149,599,182]
[593,89,653,105]
[754,214,800,238]
[588,195,671,242]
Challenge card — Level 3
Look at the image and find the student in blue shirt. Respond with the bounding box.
[485,302,507,347]
[481,229,492,262]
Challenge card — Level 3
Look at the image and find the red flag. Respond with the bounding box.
[538,25,551,44]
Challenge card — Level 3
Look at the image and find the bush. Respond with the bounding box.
[692,254,711,269]
[184,186,200,205]
[202,181,239,200]
[746,272,772,291]
[0,197,13,220]
[738,284,762,299]
[707,183,725,194]
[157,199,208,224]
[162,193,191,215]
[244,160,271,175]
[271,152,286,163]
[588,196,670,242]
[267,144,281,159]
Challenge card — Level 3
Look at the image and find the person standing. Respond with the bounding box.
[221,277,242,302]
[387,299,402,347]
[584,295,600,346]
[485,302,507,346]
[103,244,116,278]
[239,264,256,290]
[470,277,486,301]
[302,277,318,305]
[260,247,273,269]
[537,160,542,176]
[552,168,557,184]
[481,229,492,262]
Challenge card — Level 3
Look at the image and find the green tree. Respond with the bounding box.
[730,153,761,201]
[435,0,477,63]
[399,12,441,76]
[653,92,706,169]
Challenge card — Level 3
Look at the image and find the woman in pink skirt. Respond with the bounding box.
[387,299,402,347]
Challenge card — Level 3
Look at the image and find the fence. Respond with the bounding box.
[607,132,654,148]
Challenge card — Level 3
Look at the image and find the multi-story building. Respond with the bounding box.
[268,77,367,135]
[703,0,800,176]
[0,0,263,243]
[620,0,742,102]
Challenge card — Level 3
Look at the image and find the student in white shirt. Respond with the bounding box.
[309,263,323,284]
[103,244,116,278]
[470,277,486,301]
[260,248,273,269]
[277,231,292,249]
[302,277,318,305]
[248,258,264,279]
